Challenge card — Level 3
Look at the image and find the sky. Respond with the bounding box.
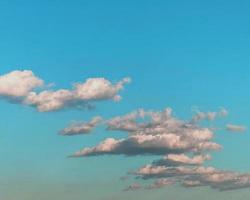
[1,1,250,199]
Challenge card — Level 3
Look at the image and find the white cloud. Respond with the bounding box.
[25,89,73,112]
[136,165,217,178]
[71,132,220,157]
[153,154,211,166]
[24,77,131,112]
[73,77,131,101]
[0,70,43,98]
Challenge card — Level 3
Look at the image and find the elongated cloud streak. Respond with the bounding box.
[153,154,211,166]
[72,133,220,157]
[226,124,246,133]
[59,116,103,136]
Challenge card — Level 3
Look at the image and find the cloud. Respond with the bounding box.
[136,165,217,179]
[73,77,131,101]
[106,108,193,135]
[106,108,175,133]
[0,70,43,98]
[24,77,131,112]
[106,109,146,132]
[226,124,246,133]
[71,132,220,157]
[0,70,131,112]
[153,154,211,166]
[59,116,103,136]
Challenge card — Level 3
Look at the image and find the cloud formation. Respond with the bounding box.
[71,108,221,157]
[68,107,250,191]
[3,70,248,192]
[0,70,131,112]
[136,164,250,191]
[59,116,103,136]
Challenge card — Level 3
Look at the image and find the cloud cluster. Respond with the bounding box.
[71,108,221,157]
[0,70,130,112]
[136,163,250,191]
[2,70,247,192]
[68,107,250,191]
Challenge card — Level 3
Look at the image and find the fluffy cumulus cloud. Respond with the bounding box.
[25,77,131,112]
[0,70,44,98]
[226,124,246,133]
[68,107,250,191]
[59,116,103,136]
[0,70,131,111]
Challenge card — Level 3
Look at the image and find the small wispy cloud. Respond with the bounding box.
[226,124,246,133]
[59,116,103,136]
[191,108,228,123]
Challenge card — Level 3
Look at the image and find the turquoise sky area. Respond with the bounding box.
[1,1,250,200]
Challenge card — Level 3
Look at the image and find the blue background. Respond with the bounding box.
[0,1,250,199]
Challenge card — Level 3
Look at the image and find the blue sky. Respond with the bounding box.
[1,1,250,199]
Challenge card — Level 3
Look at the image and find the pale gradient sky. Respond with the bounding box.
[1,1,250,199]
